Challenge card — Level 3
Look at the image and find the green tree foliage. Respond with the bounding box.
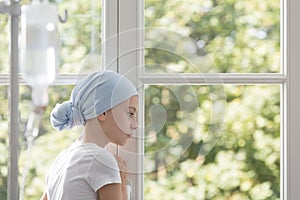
[145,0,280,73]
[0,86,8,200]
[144,85,280,200]
[0,15,9,73]
[57,0,101,73]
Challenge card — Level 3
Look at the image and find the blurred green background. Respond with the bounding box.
[144,85,280,200]
[0,0,280,199]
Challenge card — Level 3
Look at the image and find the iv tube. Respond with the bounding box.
[20,106,45,200]
[24,106,45,143]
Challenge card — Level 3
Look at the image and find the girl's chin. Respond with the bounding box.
[117,138,128,146]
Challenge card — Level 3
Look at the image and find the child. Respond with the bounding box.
[41,70,138,200]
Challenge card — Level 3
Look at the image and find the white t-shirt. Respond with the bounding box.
[45,141,121,200]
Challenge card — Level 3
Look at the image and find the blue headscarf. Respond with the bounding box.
[50,70,138,131]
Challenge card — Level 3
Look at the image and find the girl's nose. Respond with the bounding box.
[131,120,138,130]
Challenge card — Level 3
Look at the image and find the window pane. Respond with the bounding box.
[59,0,102,73]
[145,0,280,73]
[18,85,78,199]
[144,85,280,199]
[0,86,8,198]
[0,16,9,73]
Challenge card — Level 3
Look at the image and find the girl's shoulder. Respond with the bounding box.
[74,143,117,166]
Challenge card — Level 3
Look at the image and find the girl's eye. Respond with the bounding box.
[128,112,135,118]
[128,112,134,117]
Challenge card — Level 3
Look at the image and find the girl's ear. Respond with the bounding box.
[97,112,106,121]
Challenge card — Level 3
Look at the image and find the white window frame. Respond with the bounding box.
[112,0,300,199]
[286,0,300,199]
[2,0,300,199]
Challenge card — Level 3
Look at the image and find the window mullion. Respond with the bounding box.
[140,73,287,85]
[287,0,300,199]
[0,73,86,85]
[102,0,118,72]
[118,1,143,200]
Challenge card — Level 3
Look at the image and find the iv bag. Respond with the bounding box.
[21,1,59,107]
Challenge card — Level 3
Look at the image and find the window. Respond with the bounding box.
[1,0,300,199]
[143,0,282,199]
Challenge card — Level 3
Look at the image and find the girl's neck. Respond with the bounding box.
[79,118,109,148]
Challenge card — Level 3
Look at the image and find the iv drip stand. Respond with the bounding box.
[0,1,21,200]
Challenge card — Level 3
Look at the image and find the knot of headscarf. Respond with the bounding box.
[50,101,86,131]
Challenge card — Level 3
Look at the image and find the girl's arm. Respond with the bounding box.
[98,183,127,200]
[98,155,128,200]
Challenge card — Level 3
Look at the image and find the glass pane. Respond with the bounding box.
[18,85,78,199]
[145,0,280,73]
[0,86,8,198]
[144,85,280,200]
[0,16,9,73]
[59,0,102,73]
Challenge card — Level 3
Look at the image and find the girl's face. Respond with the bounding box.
[101,95,138,146]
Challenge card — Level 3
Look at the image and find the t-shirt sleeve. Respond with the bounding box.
[86,151,121,192]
